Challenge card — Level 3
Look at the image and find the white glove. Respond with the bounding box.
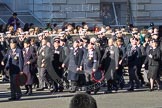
[148,54,152,58]
[142,64,145,68]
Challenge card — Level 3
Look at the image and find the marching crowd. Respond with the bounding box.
[0,13,162,101]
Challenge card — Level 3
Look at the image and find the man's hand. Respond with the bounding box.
[41,63,45,68]
[62,64,65,68]
[1,61,4,66]
[20,72,24,75]
[148,54,152,58]
[27,61,31,64]
[76,68,80,71]
[80,66,82,71]
[93,69,96,72]
[142,64,145,68]
[119,60,122,65]
[116,67,118,70]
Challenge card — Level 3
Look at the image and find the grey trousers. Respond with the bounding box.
[38,67,47,89]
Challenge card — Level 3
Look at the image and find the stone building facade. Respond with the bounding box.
[2,0,162,26]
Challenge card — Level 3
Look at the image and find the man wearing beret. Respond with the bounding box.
[1,39,23,100]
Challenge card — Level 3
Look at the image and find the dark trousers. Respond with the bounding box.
[85,72,100,92]
[128,65,140,89]
[10,74,21,98]
[116,65,125,89]
[106,79,118,91]
[71,80,77,91]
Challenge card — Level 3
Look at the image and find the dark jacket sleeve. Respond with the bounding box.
[63,49,71,66]
[59,47,66,63]
[77,49,84,68]
[18,49,24,72]
[29,47,37,64]
[152,48,161,61]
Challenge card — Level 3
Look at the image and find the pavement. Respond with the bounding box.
[1,75,162,108]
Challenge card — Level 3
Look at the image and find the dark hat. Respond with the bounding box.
[147,27,153,30]
[53,37,60,43]
[145,34,151,38]
[152,39,159,43]
[13,12,17,16]
[10,39,17,44]
[83,37,90,43]
[60,38,67,42]
[24,38,31,44]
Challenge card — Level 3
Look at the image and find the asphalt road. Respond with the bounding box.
[0,81,162,108]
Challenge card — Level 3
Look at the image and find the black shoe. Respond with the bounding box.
[36,88,44,91]
[26,92,32,96]
[8,97,16,101]
[70,90,76,93]
[16,96,21,100]
[86,91,91,94]
[104,90,112,94]
[24,90,29,95]
[58,88,64,92]
[149,88,154,92]
[94,88,100,95]
[135,86,140,89]
[127,88,134,91]
[50,89,58,94]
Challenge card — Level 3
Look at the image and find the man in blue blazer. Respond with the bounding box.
[2,39,23,100]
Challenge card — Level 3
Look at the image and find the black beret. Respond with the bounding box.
[152,39,159,43]
[24,38,31,44]
[13,12,17,16]
[10,39,17,44]
[60,38,67,42]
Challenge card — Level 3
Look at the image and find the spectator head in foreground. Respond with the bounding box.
[69,93,97,108]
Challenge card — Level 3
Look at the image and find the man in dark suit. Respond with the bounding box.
[50,38,66,93]
[82,42,98,94]
[1,39,23,100]
[0,36,9,82]
[122,37,142,91]
[62,40,83,93]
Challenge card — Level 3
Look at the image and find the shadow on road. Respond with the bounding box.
[0,92,75,103]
